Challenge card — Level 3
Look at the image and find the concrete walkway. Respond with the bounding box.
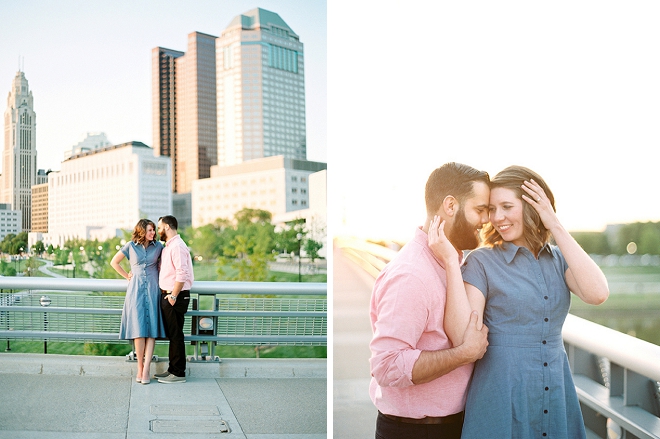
[0,354,326,438]
[37,259,65,278]
[332,245,377,439]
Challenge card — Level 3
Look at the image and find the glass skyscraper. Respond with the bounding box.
[217,8,306,167]
[152,32,217,194]
[152,8,307,191]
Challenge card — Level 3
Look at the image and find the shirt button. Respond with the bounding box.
[544,409,548,414]
[544,318,549,322]
[544,362,548,367]
[545,387,549,391]
[542,340,547,344]
[544,296,548,300]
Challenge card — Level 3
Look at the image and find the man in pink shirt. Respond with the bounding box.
[154,215,194,384]
[369,162,490,438]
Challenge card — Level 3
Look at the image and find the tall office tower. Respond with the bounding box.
[217,8,306,167]
[2,71,37,232]
[152,32,217,193]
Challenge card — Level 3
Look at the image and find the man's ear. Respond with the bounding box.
[442,195,458,217]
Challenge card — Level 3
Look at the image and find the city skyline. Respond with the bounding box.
[0,1,326,172]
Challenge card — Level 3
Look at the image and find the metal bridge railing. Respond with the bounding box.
[0,277,327,361]
[338,237,660,439]
[564,315,660,439]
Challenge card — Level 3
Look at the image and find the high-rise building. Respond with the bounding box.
[152,8,307,190]
[30,182,48,233]
[152,32,217,193]
[47,141,172,247]
[217,8,306,167]
[2,71,37,232]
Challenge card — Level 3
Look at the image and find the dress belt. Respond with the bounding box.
[380,410,464,425]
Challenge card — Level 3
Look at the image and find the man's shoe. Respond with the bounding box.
[158,373,186,384]
[153,371,170,379]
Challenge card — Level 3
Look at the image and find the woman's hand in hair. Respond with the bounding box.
[521,179,560,231]
[428,215,459,267]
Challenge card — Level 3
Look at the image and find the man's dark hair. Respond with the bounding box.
[159,215,178,231]
[425,162,490,215]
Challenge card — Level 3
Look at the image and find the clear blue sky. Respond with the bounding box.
[0,0,326,171]
[329,1,660,238]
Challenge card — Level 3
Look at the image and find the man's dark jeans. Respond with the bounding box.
[161,290,190,377]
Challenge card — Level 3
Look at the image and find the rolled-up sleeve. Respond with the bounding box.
[369,273,427,388]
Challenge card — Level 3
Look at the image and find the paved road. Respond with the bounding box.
[333,245,377,439]
[0,354,326,438]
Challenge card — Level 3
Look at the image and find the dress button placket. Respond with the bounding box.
[533,253,551,438]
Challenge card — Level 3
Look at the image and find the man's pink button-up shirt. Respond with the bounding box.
[369,227,473,419]
[159,234,194,291]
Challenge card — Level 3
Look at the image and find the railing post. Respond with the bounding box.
[625,369,659,416]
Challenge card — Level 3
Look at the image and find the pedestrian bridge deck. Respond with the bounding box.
[0,354,327,438]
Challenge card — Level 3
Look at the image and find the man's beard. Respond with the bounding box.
[159,230,167,242]
[448,208,480,251]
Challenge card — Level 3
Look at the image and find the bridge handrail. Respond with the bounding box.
[0,277,327,352]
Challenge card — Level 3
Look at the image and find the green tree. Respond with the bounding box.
[10,232,28,255]
[304,238,324,262]
[32,240,45,256]
[188,218,232,260]
[218,208,276,281]
[24,257,40,277]
[571,232,610,255]
[274,219,306,255]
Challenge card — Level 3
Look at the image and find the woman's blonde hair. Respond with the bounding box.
[132,219,155,246]
[482,166,556,253]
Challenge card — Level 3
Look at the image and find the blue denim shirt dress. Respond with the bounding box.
[460,242,586,439]
[119,240,166,340]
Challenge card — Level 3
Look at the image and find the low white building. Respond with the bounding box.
[191,155,326,227]
[46,141,172,247]
[273,169,327,258]
[0,203,22,241]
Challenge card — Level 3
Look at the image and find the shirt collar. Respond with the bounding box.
[501,241,554,264]
[164,234,180,247]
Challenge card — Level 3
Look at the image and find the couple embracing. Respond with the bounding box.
[369,163,609,439]
[110,215,194,385]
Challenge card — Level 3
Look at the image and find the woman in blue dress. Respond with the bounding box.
[111,219,165,384]
[428,165,609,438]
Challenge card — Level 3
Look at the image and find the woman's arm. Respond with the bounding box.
[428,216,486,345]
[110,251,130,280]
[521,179,609,305]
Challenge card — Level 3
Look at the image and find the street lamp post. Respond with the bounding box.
[296,233,303,282]
[40,295,51,354]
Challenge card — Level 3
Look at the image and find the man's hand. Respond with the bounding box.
[459,311,489,362]
[166,293,177,306]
